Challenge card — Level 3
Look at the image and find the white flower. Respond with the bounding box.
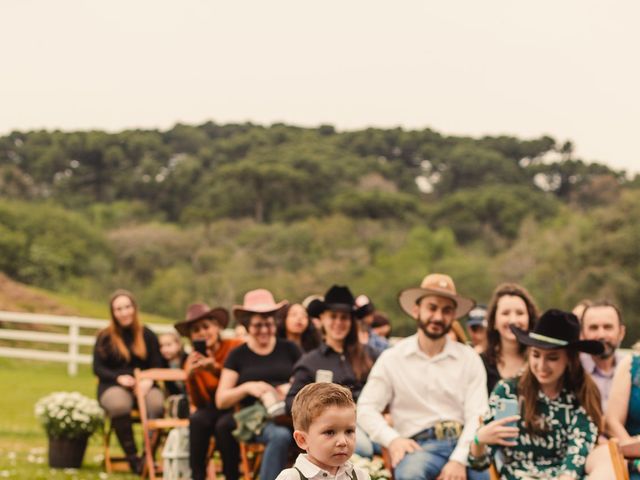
[34,391,104,438]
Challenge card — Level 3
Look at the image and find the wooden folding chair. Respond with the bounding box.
[609,438,631,480]
[232,403,266,480]
[103,409,140,473]
[135,368,190,480]
[489,463,500,480]
[239,440,265,480]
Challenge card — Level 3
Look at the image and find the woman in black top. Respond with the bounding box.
[93,290,163,473]
[216,289,301,480]
[285,285,375,457]
[481,283,539,394]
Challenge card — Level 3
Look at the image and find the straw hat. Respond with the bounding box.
[398,273,475,319]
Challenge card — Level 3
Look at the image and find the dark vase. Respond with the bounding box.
[48,435,89,468]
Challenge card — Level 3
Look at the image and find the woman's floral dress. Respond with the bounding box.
[468,378,597,479]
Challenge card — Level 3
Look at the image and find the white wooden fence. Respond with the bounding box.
[0,310,175,376]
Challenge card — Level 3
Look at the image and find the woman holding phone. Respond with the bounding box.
[469,309,603,480]
[175,303,243,480]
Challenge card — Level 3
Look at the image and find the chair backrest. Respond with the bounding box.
[134,368,189,479]
[136,368,188,383]
[609,438,630,480]
[489,463,500,480]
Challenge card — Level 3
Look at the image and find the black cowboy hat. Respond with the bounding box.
[313,285,356,315]
[510,308,604,355]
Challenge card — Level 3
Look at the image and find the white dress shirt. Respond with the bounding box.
[275,454,370,480]
[356,334,488,466]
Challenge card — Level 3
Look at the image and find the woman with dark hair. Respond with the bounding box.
[469,309,603,479]
[481,283,539,394]
[275,303,321,353]
[215,289,301,480]
[285,285,376,457]
[93,290,164,473]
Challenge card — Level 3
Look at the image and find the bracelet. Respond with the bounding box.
[473,434,480,446]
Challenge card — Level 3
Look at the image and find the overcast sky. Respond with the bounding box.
[2,0,638,174]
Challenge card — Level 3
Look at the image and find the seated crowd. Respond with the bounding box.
[92,273,634,480]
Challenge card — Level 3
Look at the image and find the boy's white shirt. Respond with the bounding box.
[275,454,371,480]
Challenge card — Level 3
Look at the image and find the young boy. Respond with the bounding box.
[276,383,370,480]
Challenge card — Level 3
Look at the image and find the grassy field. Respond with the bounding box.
[0,357,138,479]
[28,287,175,325]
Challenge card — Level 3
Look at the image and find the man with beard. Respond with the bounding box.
[357,273,488,480]
[579,300,626,412]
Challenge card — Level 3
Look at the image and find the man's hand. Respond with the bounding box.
[388,437,421,467]
[436,460,466,480]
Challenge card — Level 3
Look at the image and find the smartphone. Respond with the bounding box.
[192,339,207,356]
[495,398,519,428]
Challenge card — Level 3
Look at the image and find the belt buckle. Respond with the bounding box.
[434,421,462,440]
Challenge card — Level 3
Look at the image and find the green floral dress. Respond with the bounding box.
[468,378,597,479]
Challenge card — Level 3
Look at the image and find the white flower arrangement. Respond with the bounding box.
[34,391,104,439]
[351,454,392,480]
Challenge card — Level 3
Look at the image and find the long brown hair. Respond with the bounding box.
[450,320,468,343]
[321,309,373,381]
[485,283,539,366]
[275,304,321,352]
[518,348,602,435]
[346,316,373,382]
[99,289,147,361]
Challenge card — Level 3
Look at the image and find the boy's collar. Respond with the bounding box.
[295,453,354,478]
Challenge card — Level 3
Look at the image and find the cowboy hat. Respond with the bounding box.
[354,294,375,319]
[174,303,230,337]
[511,309,604,355]
[232,289,288,321]
[313,285,356,316]
[398,273,475,319]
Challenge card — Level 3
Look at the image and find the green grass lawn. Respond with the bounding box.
[0,357,138,479]
[34,288,174,325]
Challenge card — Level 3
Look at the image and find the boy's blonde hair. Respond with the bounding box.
[291,383,355,432]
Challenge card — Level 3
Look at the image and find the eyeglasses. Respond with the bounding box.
[249,322,275,331]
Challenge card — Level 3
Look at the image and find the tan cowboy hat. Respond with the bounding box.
[398,273,475,319]
[174,303,230,337]
[232,289,288,321]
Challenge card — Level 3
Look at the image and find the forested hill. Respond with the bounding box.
[1,122,639,337]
